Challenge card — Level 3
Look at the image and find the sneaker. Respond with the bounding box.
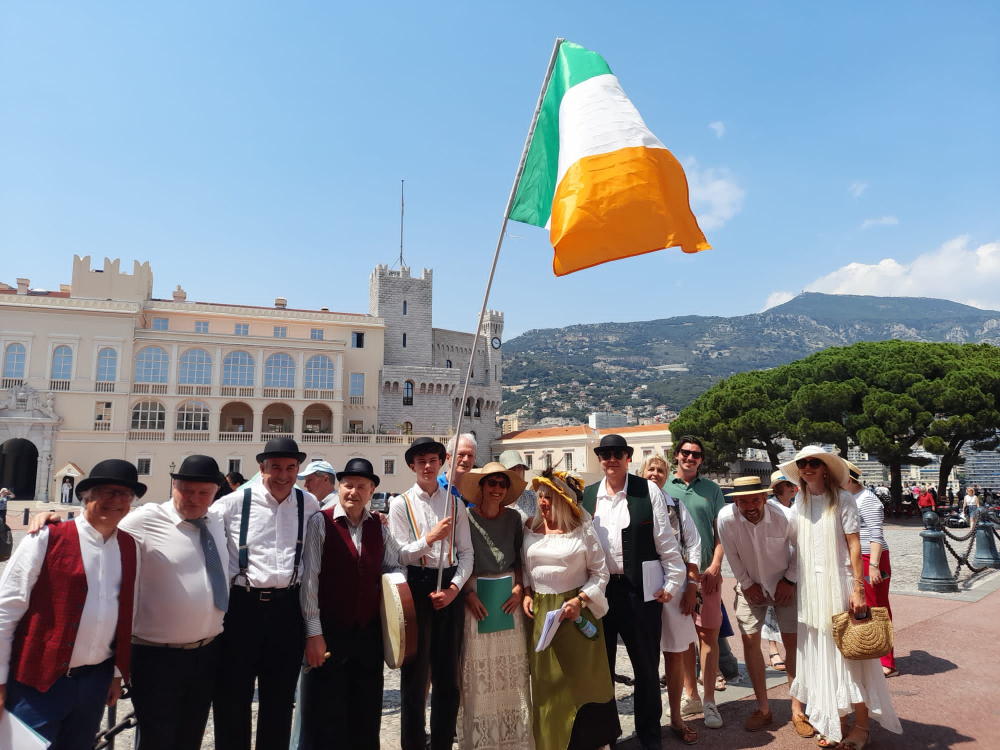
[744,709,772,732]
[680,693,703,718]
[703,702,723,729]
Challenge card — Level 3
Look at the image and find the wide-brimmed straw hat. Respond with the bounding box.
[779,446,849,489]
[459,462,526,506]
[769,469,795,492]
[725,475,771,498]
[844,460,863,483]
[531,469,585,517]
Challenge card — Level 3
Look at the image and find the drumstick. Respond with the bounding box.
[303,651,331,673]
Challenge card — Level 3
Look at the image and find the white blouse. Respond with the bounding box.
[797,489,861,572]
[522,521,609,618]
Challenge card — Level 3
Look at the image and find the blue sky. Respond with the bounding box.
[2,2,998,337]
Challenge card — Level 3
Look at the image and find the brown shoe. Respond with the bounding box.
[745,709,773,732]
[793,715,816,738]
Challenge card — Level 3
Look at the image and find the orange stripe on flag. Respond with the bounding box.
[549,145,711,276]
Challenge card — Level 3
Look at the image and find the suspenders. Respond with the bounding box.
[234,486,305,589]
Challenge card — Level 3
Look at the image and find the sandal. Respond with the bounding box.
[715,675,727,691]
[816,720,850,747]
[669,723,699,745]
[838,726,869,749]
[883,667,899,678]
[769,652,786,671]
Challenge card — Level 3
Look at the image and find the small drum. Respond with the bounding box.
[380,572,417,669]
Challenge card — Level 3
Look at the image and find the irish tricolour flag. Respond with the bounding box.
[510,41,711,276]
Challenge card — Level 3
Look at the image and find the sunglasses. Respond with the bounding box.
[91,487,134,501]
[597,450,627,461]
[483,477,510,489]
[678,449,703,460]
[796,458,825,469]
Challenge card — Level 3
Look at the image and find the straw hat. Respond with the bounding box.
[779,446,849,488]
[844,460,863,483]
[769,469,794,492]
[459,462,527,506]
[531,469,585,518]
[725,475,771,498]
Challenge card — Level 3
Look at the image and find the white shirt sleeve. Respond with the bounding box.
[0,528,50,683]
[717,506,755,591]
[679,500,702,567]
[300,512,326,638]
[388,492,431,565]
[784,505,799,583]
[649,482,687,598]
[580,522,610,619]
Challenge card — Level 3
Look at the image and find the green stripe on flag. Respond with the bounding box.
[509,41,612,227]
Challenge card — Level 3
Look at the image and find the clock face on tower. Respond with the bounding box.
[491,337,502,350]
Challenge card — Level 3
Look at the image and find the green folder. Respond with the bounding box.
[477,575,514,634]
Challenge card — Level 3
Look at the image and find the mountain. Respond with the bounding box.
[500,293,1000,424]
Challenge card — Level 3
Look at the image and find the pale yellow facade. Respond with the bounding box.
[0,256,454,499]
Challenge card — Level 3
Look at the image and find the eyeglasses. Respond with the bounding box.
[796,458,825,469]
[597,450,627,461]
[483,477,510,489]
[678,449,703,460]
[91,487,134,501]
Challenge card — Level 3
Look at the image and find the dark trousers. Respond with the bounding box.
[400,566,465,750]
[214,586,305,750]
[6,658,114,750]
[603,575,663,750]
[131,639,221,750]
[299,618,384,750]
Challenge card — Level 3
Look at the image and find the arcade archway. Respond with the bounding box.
[0,438,38,500]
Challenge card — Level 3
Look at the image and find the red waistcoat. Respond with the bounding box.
[10,521,137,692]
[318,509,383,631]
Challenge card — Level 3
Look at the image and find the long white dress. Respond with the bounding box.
[789,490,902,742]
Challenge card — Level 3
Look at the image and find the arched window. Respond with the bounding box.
[403,300,407,315]
[445,360,452,368]
[403,421,413,435]
[304,355,335,389]
[135,346,169,383]
[223,351,255,386]
[3,343,26,380]
[464,398,472,417]
[176,401,210,431]
[265,353,295,387]
[403,381,414,406]
[474,399,482,418]
[131,400,165,430]
[96,348,117,382]
[179,349,212,385]
[402,333,407,348]
[51,346,73,380]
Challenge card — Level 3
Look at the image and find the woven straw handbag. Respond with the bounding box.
[831,607,893,660]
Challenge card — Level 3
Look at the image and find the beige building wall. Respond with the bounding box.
[0,256,458,499]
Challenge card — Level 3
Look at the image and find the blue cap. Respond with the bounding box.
[298,460,337,480]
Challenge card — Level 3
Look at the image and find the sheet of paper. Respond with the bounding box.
[0,710,51,749]
[385,571,406,585]
[477,575,514,634]
[535,608,565,652]
[642,559,665,602]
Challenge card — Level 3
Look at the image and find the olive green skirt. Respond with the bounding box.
[528,588,621,750]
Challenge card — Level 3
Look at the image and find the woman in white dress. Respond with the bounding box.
[641,453,700,745]
[781,447,902,749]
[521,468,620,750]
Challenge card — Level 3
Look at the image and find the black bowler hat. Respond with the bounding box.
[337,458,380,488]
[404,436,446,466]
[77,459,148,500]
[256,437,307,464]
[593,433,634,459]
[171,455,223,484]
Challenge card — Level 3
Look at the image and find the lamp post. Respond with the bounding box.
[169,461,176,498]
[45,454,53,503]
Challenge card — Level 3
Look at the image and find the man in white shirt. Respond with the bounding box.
[581,434,686,750]
[213,437,321,750]
[389,437,474,750]
[298,459,338,510]
[0,458,142,750]
[121,454,229,750]
[717,475,804,734]
[299,458,404,749]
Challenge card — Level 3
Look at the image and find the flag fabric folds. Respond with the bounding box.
[509,41,711,276]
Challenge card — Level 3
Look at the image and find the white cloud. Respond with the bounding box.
[762,291,795,311]
[861,215,898,229]
[849,181,867,197]
[799,236,1000,308]
[685,158,744,231]
[708,121,725,138]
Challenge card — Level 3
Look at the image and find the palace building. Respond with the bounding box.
[0,256,502,499]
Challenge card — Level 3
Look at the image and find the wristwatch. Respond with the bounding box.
[577,596,588,610]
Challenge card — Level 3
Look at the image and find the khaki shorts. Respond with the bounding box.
[733,586,796,635]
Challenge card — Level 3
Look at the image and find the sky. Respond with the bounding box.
[1,3,998,338]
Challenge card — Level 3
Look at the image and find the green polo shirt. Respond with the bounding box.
[664,474,726,572]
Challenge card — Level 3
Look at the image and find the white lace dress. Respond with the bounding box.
[789,490,902,742]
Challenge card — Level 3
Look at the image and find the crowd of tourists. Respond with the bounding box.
[0,431,903,750]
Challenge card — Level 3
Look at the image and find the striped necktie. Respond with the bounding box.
[189,517,229,613]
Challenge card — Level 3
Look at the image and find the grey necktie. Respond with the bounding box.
[189,517,229,613]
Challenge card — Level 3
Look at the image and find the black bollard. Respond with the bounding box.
[972,516,1000,569]
[22,508,29,525]
[918,511,959,593]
